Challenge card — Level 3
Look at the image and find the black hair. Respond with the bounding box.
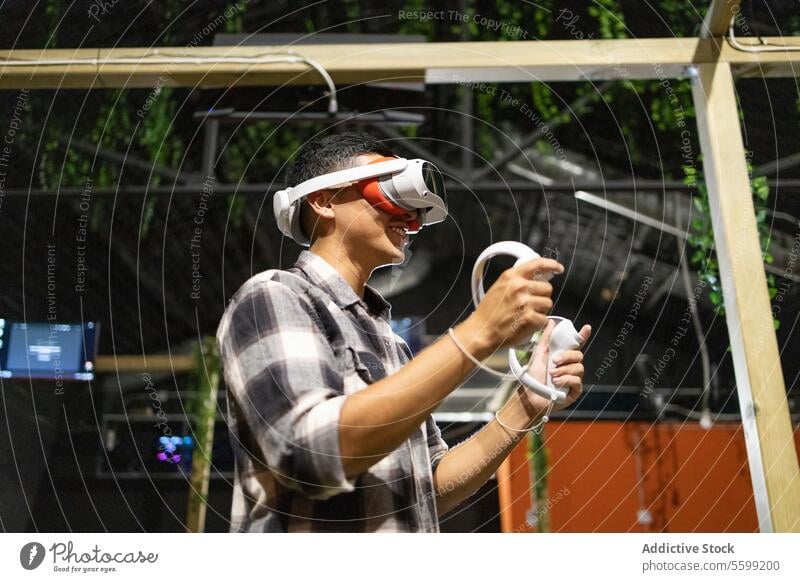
[285,131,396,186]
[285,131,396,243]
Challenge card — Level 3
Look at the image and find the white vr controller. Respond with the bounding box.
[471,241,583,402]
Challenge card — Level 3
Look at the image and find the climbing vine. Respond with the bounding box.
[685,161,778,327]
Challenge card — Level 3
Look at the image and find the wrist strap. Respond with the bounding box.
[494,395,556,435]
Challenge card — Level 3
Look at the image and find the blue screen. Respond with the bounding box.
[0,320,97,380]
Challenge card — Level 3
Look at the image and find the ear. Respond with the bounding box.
[301,190,337,243]
[305,189,336,219]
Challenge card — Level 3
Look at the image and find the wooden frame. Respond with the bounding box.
[1,35,799,89]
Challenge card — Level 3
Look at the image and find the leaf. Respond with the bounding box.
[692,196,706,213]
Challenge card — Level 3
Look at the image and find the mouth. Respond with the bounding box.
[387,225,409,247]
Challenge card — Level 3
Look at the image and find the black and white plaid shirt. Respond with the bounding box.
[216,250,449,532]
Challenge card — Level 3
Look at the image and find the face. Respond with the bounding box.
[320,153,419,269]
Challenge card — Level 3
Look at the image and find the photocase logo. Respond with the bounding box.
[20,542,46,570]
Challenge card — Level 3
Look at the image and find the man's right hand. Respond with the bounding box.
[461,257,564,356]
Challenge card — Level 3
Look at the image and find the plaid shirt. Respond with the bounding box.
[216,250,449,532]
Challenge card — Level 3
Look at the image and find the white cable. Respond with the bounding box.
[0,51,339,114]
[727,16,800,53]
[447,327,553,433]
[446,327,533,381]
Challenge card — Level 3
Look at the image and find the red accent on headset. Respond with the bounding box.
[358,157,419,231]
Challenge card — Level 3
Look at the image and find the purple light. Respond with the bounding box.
[157,452,181,464]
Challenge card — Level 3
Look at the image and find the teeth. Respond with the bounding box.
[388,226,406,236]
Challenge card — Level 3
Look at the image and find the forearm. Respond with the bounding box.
[432,387,545,516]
[339,318,493,478]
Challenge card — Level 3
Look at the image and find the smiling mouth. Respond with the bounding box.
[387,225,408,246]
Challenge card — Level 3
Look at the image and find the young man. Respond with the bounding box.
[216,132,590,532]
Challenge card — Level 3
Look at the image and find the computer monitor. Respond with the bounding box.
[0,320,99,381]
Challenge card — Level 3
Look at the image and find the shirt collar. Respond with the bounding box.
[294,250,392,319]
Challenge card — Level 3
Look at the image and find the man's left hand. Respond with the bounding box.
[520,319,592,414]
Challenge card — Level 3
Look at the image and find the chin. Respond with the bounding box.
[378,245,404,266]
[373,238,407,268]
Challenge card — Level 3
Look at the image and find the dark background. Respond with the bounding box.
[1,0,799,532]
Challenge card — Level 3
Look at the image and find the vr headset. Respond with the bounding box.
[273,156,448,246]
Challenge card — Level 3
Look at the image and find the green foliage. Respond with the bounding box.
[34,0,265,237]
[528,430,550,532]
[224,0,247,33]
[222,120,304,225]
[44,0,60,48]
[685,158,779,328]
[467,0,558,159]
[588,0,628,39]
[343,0,361,33]
[397,0,435,37]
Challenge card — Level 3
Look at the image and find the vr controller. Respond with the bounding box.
[471,241,583,402]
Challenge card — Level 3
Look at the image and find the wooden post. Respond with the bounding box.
[700,0,742,39]
[185,337,221,533]
[690,61,800,532]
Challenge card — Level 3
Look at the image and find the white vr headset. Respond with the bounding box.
[273,157,448,246]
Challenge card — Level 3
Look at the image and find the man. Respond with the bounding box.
[216,132,591,532]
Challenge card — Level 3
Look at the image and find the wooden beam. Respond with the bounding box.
[95,354,196,373]
[0,39,713,88]
[2,38,799,88]
[691,61,800,532]
[700,0,742,38]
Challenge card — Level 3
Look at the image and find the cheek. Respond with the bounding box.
[339,204,387,239]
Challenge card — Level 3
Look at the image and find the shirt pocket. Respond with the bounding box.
[343,347,389,393]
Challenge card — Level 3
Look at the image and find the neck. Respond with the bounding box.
[309,238,373,299]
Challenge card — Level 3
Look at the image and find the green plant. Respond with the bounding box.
[186,336,221,532]
[685,159,779,328]
[514,341,550,531]
[529,430,550,532]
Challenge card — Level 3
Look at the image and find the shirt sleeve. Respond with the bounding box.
[217,279,356,501]
[393,333,449,473]
[426,416,449,474]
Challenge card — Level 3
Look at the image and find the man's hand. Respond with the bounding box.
[434,317,591,515]
[519,319,592,414]
[464,257,565,357]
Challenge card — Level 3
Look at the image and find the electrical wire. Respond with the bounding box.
[727,16,800,53]
[660,403,743,422]
[0,50,338,114]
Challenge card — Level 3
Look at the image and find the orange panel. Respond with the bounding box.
[498,421,800,533]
